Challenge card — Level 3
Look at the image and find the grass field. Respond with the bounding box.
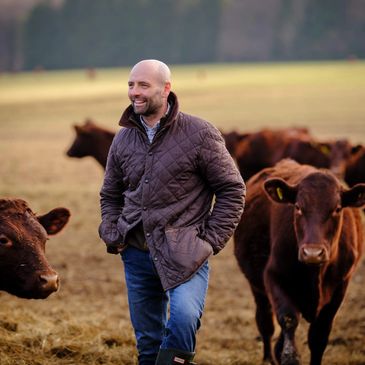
[0,61,365,364]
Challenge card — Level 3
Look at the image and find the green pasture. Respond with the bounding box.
[0,61,365,365]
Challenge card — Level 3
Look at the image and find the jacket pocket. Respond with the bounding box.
[116,215,128,242]
[165,225,213,272]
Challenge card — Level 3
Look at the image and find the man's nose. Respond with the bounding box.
[129,86,140,98]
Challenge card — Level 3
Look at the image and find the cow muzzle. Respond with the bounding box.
[37,272,60,298]
[299,244,329,265]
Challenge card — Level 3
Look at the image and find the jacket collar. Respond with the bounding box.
[118,92,179,129]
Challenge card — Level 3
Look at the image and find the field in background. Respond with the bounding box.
[0,61,364,364]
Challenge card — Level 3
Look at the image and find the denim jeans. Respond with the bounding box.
[121,246,209,365]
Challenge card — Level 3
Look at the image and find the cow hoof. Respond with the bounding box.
[281,351,301,365]
[261,359,272,365]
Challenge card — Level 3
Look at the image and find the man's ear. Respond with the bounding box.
[163,81,171,97]
[37,208,71,235]
[264,178,297,204]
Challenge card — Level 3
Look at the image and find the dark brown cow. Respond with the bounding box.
[224,128,352,181]
[230,128,326,180]
[327,138,354,177]
[344,144,365,187]
[66,119,115,169]
[220,130,249,156]
[0,198,70,299]
[234,159,365,365]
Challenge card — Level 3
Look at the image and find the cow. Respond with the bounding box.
[327,138,354,177]
[234,159,365,365]
[66,119,115,169]
[220,130,249,156]
[222,128,355,182]
[344,144,365,187]
[0,198,70,299]
[221,127,310,162]
[231,128,333,181]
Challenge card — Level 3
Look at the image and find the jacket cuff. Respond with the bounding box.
[98,220,123,245]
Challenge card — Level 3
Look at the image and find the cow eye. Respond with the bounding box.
[0,234,12,247]
[294,203,303,215]
[333,206,342,215]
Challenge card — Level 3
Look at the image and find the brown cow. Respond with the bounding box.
[344,144,365,187]
[0,198,70,299]
[220,130,249,156]
[229,128,325,180]
[224,128,352,181]
[66,119,115,169]
[234,159,365,365]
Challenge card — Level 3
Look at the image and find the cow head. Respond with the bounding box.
[0,198,70,299]
[66,119,114,169]
[327,139,353,177]
[264,174,365,265]
[287,139,332,169]
[66,119,96,158]
[221,130,249,157]
[345,144,365,187]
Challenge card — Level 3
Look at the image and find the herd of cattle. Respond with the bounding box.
[2,117,365,365]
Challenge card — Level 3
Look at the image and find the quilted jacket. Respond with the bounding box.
[99,92,245,290]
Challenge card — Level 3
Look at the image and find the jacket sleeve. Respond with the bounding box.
[198,126,246,254]
[98,134,126,245]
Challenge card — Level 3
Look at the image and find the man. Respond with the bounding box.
[99,59,245,365]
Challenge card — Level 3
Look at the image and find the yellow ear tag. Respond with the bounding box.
[276,187,284,201]
[320,145,330,155]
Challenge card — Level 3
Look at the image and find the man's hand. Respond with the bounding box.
[106,243,128,254]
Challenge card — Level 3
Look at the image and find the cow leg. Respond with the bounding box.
[251,287,275,364]
[308,284,348,365]
[266,277,301,365]
[273,312,301,365]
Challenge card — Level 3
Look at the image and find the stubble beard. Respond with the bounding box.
[133,99,161,118]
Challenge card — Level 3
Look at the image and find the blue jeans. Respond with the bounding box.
[121,246,209,365]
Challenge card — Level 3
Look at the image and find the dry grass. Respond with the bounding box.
[0,61,365,364]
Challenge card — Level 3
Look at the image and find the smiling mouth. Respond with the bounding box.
[133,100,146,107]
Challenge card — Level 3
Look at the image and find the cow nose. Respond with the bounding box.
[299,244,328,264]
[39,274,60,293]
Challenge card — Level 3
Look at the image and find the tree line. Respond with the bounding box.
[23,0,220,70]
[2,0,365,71]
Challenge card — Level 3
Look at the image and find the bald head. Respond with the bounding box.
[128,60,172,126]
[130,59,171,87]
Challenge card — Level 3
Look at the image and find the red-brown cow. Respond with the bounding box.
[231,128,327,180]
[234,159,365,365]
[0,198,70,299]
[224,128,352,181]
[66,119,115,169]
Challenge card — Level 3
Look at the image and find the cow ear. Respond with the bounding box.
[264,178,297,204]
[342,184,365,208]
[74,124,89,134]
[37,208,71,235]
[84,118,95,126]
[74,125,82,133]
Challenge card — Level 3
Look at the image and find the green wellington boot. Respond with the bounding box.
[155,348,196,365]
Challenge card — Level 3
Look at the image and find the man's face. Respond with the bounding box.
[128,65,168,118]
